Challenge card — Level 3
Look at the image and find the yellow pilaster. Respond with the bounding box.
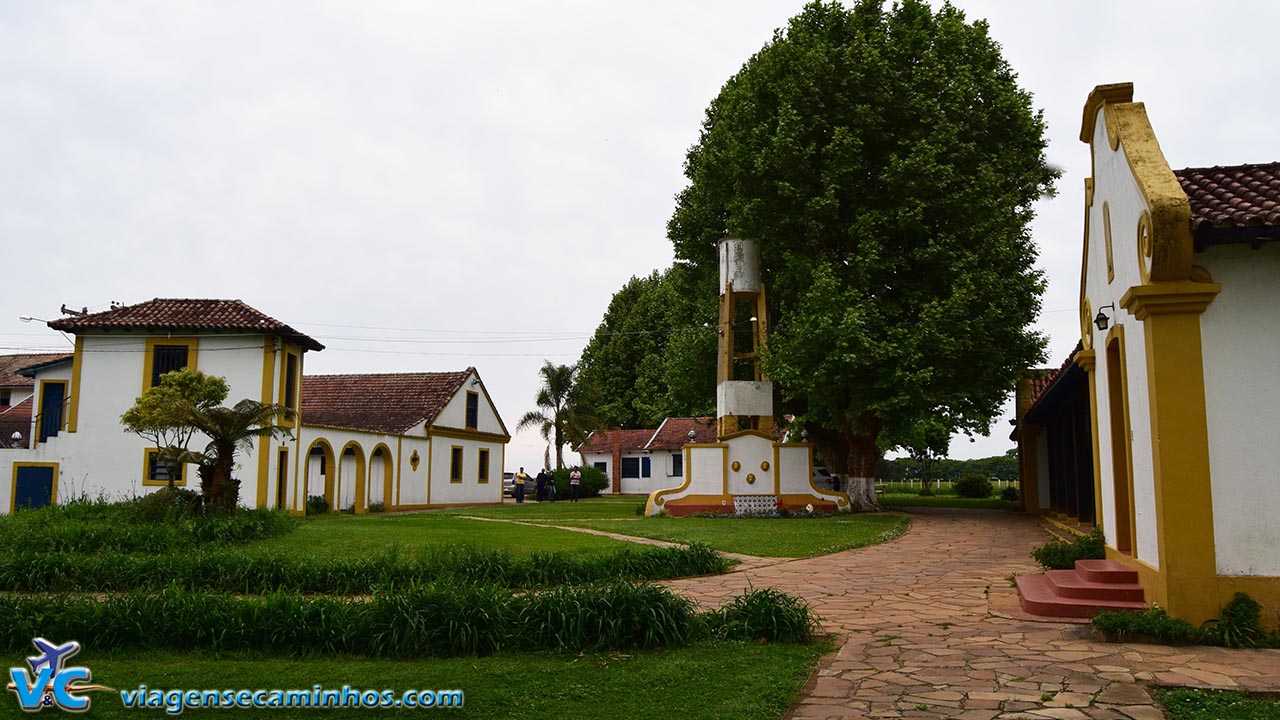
[1120,280,1221,625]
[1072,349,1104,527]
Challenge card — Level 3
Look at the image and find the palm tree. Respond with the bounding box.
[517,362,588,470]
[186,398,294,512]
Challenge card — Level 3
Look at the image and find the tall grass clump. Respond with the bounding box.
[0,543,732,594]
[0,498,295,553]
[706,588,820,643]
[0,582,810,658]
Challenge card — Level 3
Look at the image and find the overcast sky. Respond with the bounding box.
[3,1,1278,474]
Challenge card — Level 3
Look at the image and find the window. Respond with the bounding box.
[621,457,640,479]
[450,446,463,483]
[465,391,479,430]
[143,338,197,390]
[284,353,298,410]
[671,453,683,477]
[641,456,651,478]
[0,390,10,406]
[143,449,185,486]
[478,448,490,483]
[276,448,288,509]
[593,461,607,474]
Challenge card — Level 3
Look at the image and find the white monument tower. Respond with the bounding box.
[645,238,848,516]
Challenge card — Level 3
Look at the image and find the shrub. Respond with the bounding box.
[553,465,609,498]
[1000,486,1019,502]
[135,487,203,522]
[306,494,330,516]
[707,587,820,643]
[0,499,295,553]
[953,474,993,498]
[1092,605,1201,645]
[1200,593,1274,649]
[368,501,386,514]
[1031,528,1105,570]
[0,543,732,594]
[0,582,809,658]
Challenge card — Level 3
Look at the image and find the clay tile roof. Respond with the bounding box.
[301,370,472,435]
[1026,371,1056,406]
[0,395,34,444]
[46,299,324,352]
[646,417,716,450]
[576,428,656,454]
[1175,163,1280,231]
[0,353,73,387]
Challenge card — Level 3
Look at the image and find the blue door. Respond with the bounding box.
[39,383,65,442]
[13,466,55,510]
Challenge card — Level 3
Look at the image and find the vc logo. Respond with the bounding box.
[6,639,110,713]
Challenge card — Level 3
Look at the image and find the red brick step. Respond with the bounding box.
[1016,559,1146,619]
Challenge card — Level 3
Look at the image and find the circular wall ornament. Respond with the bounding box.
[1137,210,1153,283]
[760,460,770,471]
[731,461,741,472]
[746,473,756,484]
[409,450,420,471]
[1080,297,1093,350]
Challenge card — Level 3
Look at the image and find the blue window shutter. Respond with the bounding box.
[641,456,651,478]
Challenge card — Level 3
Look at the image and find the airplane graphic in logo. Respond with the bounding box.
[8,638,112,713]
[27,640,79,676]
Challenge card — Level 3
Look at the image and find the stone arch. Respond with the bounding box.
[337,441,367,514]
[304,439,336,512]
[369,443,395,510]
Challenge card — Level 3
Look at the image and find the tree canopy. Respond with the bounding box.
[668,0,1055,508]
[574,264,717,430]
[516,361,591,469]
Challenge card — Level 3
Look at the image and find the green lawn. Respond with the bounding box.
[439,496,909,558]
[540,515,907,558]
[53,640,831,719]
[1156,688,1280,720]
[878,493,1017,510]
[240,512,629,560]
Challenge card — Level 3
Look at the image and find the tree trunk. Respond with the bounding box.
[554,423,565,470]
[201,439,239,513]
[843,413,882,512]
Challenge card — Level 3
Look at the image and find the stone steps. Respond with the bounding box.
[1016,559,1146,619]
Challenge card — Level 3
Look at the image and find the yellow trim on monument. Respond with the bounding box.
[10,462,59,513]
[68,336,84,432]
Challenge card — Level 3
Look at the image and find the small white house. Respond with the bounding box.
[576,417,717,495]
[299,369,508,512]
[0,298,508,514]
[0,353,71,449]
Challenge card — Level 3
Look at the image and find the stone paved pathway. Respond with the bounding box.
[661,507,1280,719]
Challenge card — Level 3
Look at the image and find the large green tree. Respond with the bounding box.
[668,0,1054,510]
[575,264,717,429]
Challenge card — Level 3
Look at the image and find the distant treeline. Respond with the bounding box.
[874,451,1018,482]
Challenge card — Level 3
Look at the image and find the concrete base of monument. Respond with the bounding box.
[643,434,850,516]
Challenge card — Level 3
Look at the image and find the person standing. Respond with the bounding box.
[514,467,529,504]
[569,468,581,503]
[546,469,557,502]
[534,469,547,502]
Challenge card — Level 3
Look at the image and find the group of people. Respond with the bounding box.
[511,467,583,503]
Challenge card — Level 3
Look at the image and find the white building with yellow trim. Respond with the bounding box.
[0,298,507,514]
[1015,84,1280,627]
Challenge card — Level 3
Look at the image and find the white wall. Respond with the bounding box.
[1199,243,1280,575]
[433,371,506,434]
[425,433,504,505]
[1083,109,1160,569]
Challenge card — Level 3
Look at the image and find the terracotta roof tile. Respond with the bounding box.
[577,428,656,454]
[301,370,471,434]
[0,395,33,446]
[0,354,73,387]
[1176,163,1280,231]
[47,299,323,351]
[646,417,716,450]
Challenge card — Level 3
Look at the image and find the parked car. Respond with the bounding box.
[501,472,516,497]
[813,466,838,491]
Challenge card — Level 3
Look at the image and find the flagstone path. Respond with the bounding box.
[661,507,1280,720]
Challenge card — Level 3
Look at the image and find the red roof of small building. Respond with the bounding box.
[0,353,73,387]
[301,370,473,434]
[577,428,656,454]
[1176,163,1280,231]
[47,299,324,351]
[646,417,716,450]
[0,395,34,446]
